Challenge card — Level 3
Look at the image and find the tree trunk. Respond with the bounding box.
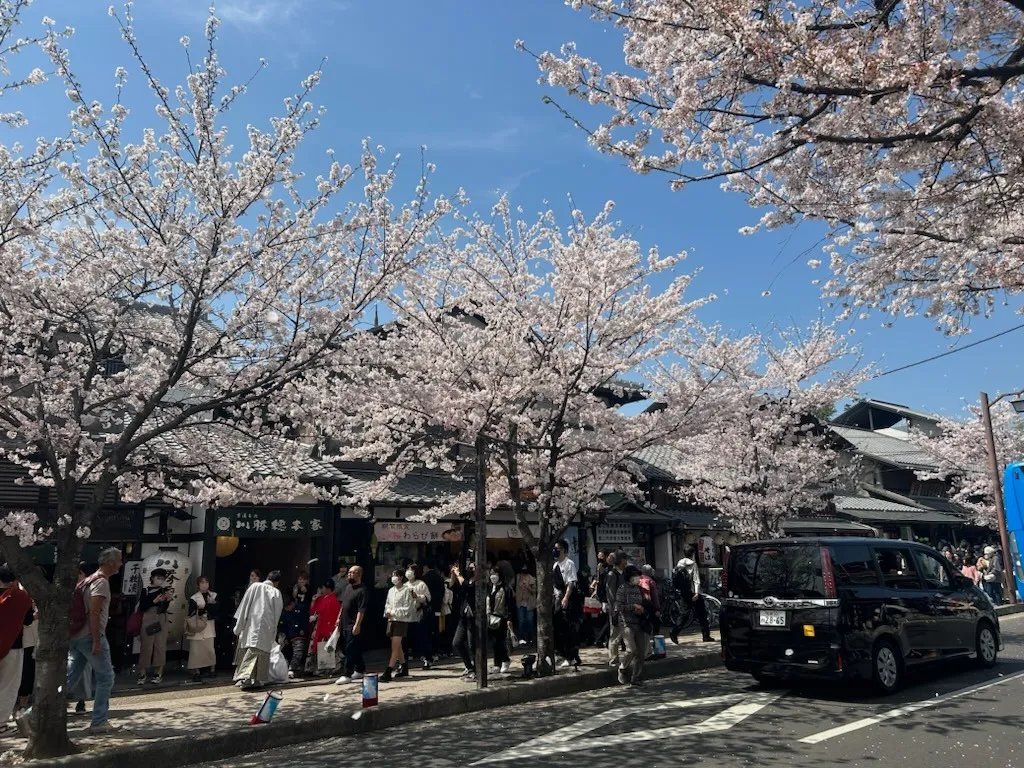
[26,589,77,758]
[23,505,86,758]
[534,546,555,677]
[473,434,489,688]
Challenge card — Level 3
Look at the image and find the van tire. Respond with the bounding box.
[871,638,903,695]
[975,621,998,668]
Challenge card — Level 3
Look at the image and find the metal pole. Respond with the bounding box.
[980,391,1018,604]
[474,433,489,688]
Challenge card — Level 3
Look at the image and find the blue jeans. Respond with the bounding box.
[517,606,536,643]
[66,635,114,727]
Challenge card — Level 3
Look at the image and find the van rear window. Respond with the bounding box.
[729,545,825,598]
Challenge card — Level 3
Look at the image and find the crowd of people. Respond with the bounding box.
[940,541,1010,604]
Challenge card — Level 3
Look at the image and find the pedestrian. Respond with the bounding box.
[603,552,627,666]
[308,579,341,676]
[249,569,262,585]
[640,564,662,636]
[66,547,122,732]
[382,567,418,682]
[232,570,284,690]
[0,564,32,725]
[333,563,350,601]
[671,558,714,643]
[614,565,654,687]
[15,583,36,715]
[552,539,583,669]
[334,565,368,684]
[488,566,515,674]
[278,597,308,679]
[137,567,172,685]
[451,564,477,678]
[404,563,432,669]
[982,546,1004,603]
[186,575,218,683]
[292,570,312,616]
[421,559,446,662]
[515,562,537,645]
[961,555,981,586]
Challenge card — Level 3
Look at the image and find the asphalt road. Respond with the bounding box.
[197,613,1024,768]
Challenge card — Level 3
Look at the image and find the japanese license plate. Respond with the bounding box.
[758,610,787,627]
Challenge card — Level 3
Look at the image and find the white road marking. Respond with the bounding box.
[471,692,781,765]
[799,669,1024,744]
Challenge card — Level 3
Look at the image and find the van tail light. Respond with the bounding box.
[721,547,730,594]
[821,546,837,599]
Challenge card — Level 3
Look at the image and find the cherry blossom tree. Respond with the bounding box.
[522,0,1024,333]
[0,6,450,757]
[915,402,1024,526]
[668,325,865,538]
[327,198,732,676]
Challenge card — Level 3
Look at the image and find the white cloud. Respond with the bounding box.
[218,0,302,25]
[425,125,523,153]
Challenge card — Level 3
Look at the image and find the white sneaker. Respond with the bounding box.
[559,659,571,669]
[288,671,295,680]
[334,675,353,685]
[462,666,473,676]
[500,662,510,674]
[518,639,527,646]
[351,673,363,681]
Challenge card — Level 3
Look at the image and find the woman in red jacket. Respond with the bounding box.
[308,579,341,676]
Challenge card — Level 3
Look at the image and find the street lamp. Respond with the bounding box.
[979,390,1022,605]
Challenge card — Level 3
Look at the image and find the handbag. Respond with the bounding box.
[487,613,503,629]
[185,613,208,636]
[126,610,143,637]
[323,624,341,654]
[316,643,336,671]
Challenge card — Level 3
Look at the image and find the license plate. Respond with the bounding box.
[759,610,787,627]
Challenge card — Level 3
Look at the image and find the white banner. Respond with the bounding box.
[596,522,634,544]
[374,522,463,543]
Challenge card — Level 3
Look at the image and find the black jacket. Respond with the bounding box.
[423,569,446,612]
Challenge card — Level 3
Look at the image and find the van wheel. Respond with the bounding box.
[976,622,998,668]
[871,639,903,695]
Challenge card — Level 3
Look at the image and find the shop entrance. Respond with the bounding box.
[214,537,312,603]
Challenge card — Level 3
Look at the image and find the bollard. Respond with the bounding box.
[361,673,378,708]
[249,690,283,725]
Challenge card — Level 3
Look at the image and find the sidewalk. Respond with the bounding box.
[1,634,719,768]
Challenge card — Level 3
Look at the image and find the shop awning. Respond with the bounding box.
[781,518,878,535]
[656,508,732,530]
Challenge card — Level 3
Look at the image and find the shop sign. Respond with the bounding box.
[488,523,540,540]
[374,522,463,543]
[214,508,325,538]
[596,522,634,544]
[697,535,719,566]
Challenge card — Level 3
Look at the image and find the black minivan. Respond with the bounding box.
[720,537,1001,693]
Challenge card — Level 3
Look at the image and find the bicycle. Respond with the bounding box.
[660,589,721,634]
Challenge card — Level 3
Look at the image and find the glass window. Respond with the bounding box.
[915,550,952,590]
[829,543,880,586]
[728,545,825,598]
[872,547,922,590]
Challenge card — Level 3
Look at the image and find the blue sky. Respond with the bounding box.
[10,1,1024,418]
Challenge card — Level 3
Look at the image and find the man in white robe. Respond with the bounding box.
[232,570,284,690]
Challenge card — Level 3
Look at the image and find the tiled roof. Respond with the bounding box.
[655,508,732,530]
[149,423,346,483]
[336,469,471,506]
[829,425,939,470]
[834,494,963,523]
[832,399,941,430]
[627,445,683,483]
[782,518,878,534]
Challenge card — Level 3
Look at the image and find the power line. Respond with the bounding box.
[873,321,1024,379]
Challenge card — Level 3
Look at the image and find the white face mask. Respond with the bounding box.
[490,574,500,585]
[405,570,416,581]
[629,576,641,586]
[391,576,402,587]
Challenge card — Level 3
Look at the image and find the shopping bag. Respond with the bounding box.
[323,625,341,653]
[317,644,336,671]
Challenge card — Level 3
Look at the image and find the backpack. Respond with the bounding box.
[68,573,104,635]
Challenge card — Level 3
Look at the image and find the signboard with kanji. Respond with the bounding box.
[374,522,463,543]
[213,508,326,538]
[596,522,634,544]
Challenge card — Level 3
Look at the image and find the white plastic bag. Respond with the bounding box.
[268,644,290,684]
[323,624,341,654]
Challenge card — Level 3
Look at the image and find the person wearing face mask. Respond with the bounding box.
[381,568,418,682]
[186,576,218,683]
[404,564,433,669]
[672,558,714,643]
[137,568,173,685]
[614,565,654,687]
[308,579,342,676]
[487,567,516,674]
[514,562,537,646]
[451,563,477,679]
[334,566,368,684]
[551,539,583,669]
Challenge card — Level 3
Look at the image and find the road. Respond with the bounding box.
[197,612,1024,768]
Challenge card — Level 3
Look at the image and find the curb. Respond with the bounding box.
[996,603,1024,617]
[34,650,722,768]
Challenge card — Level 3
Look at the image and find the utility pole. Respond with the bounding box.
[474,433,489,687]
[980,391,1018,604]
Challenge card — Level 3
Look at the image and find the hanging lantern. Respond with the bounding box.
[216,535,240,558]
[714,533,726,546]
[369,532,378,559]
[140,548,192,643]
[726,533,739,545]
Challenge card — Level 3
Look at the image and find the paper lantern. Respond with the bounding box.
[714,533,726,546]
[140,549,192,643]
[727,534,739,545]
[216,535,240,558]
